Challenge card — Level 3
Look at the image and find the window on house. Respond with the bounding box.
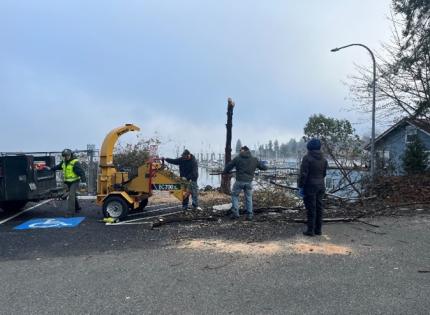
[325,177,334,190]
[405,125,417,143]
[376,150,389,159]
[376,149,391,170]
[383,151,390,160]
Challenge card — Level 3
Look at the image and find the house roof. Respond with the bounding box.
[364,117,430,150]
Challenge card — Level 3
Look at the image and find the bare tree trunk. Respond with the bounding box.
[221,98,235,194]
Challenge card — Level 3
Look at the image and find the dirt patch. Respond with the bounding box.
[148,191,230,206]
[199,191,231,207]
[148,192,178,205]
[178,239,283,255]
[178,238,353,256]
[289,241,352,255]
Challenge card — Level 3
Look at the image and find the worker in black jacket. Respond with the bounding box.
[51,149,87,215]
[298,138,328,236]
[163,149,200,210]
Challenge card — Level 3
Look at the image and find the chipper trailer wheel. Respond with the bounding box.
[102,196,130,219]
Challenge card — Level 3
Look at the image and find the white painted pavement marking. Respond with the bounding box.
[77,196,97,200]
[28,218,73,228]
[126,205,180,218]
[0,199,53,225]
[106,210,183,226]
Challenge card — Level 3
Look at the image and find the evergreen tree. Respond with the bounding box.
[286,138,297,156]
[402,136,429,174]
[268,140,273,158]
[235,139,242,154]
[274,140,279,158]
[280,143,288,158]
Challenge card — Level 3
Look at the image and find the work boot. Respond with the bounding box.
[314,230,322,235]
[192,206,202,211]
[229,213,240,220]
[245,214,254,221]
[303,231,315,237]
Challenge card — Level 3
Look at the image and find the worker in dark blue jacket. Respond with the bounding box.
[298,138,328,236]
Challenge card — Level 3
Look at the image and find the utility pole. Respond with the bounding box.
[221,97,235,194]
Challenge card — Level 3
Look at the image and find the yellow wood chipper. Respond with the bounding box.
[96,124,190,219]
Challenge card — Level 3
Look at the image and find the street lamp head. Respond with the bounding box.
[330,47,340,52]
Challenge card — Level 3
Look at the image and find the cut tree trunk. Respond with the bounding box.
[221,97,235,194]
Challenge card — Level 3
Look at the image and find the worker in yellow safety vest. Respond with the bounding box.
[51,149,87,215]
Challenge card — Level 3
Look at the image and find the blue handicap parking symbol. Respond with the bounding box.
[14,217,85,230]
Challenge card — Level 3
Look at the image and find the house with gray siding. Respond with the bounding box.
[366,118,430,175]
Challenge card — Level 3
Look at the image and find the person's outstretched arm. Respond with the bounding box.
[164,157,181,165]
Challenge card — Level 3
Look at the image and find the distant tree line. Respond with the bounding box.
[235,138,307,159]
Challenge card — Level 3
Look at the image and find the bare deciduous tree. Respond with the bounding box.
[348,2,429,123]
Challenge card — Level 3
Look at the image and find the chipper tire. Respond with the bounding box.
[102,196,130,219]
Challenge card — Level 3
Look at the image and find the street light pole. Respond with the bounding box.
[331,43,376,180]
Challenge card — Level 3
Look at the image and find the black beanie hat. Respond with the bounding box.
[307,138,321,151]
[181,149,191,157]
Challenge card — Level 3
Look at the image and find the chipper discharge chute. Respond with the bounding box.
[96,124,190,219]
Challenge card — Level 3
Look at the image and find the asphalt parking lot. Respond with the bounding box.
[1,200,429,314]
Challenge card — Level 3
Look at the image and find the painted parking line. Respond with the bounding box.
[127,205,181,218]
[0,199,53,226]
[107,210,183,226]
[14,217,85,230]
[77,196,97,200]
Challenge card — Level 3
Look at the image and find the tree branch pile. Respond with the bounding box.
[371,174,430,204]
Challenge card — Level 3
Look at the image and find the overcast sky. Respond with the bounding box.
[0,0,393,156]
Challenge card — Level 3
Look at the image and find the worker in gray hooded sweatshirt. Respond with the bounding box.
[223,146,268,220]
[298,138,328,236]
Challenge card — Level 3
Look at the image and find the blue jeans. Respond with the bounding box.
[231,181,253,216]
[183,180,199,208]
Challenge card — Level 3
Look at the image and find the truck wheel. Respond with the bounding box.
[102,196,130,219]
[0,201,27,213]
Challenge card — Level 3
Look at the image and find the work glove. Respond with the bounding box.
[298,188,305,198]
